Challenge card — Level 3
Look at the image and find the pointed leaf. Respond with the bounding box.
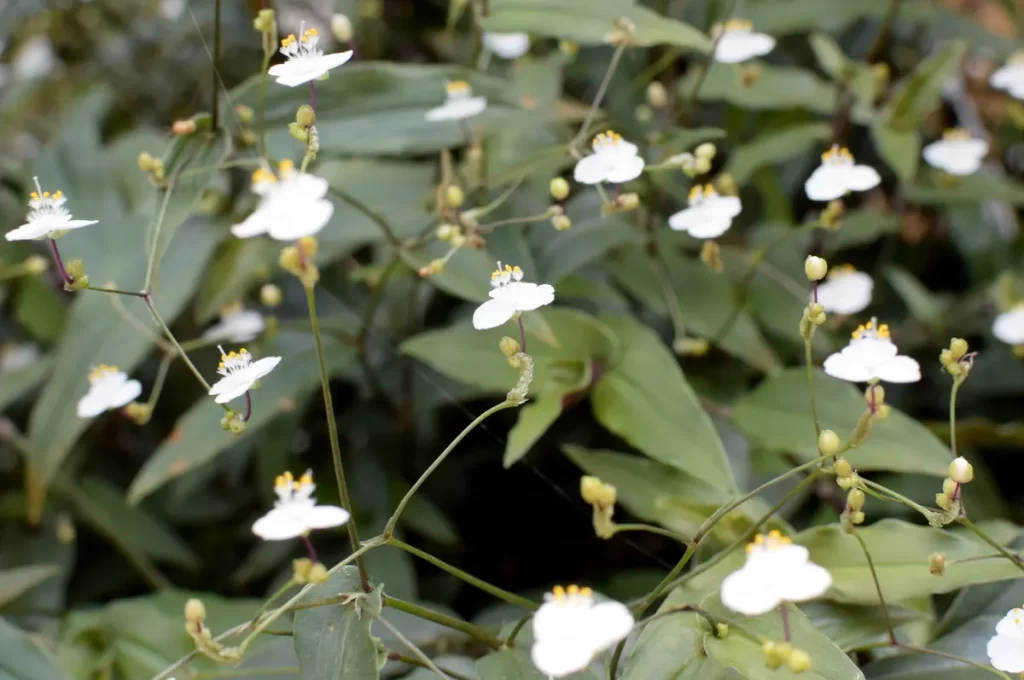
[0,566,59,609]
[504,390,568,467]
[0,616,69,680]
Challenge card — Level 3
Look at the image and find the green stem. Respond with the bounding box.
[609,523,691,545]
[860,479,933,518]
[570,44,627,156]
[304,284,369,586]
[959,517,1024,576]
[805,338,822,440]
[328,186,402,247]
[636,543,696,617]
[390,654,474,680]
[211,0,222,130]
[196,668,298,678]
[651,252,688,341]
[896,644,1010,680]
[369,609,451,680]
[258,47,272,158]
[384,401,515,537]
[950,376,963,459]
[683,0,736,116]
[145,353,174,412]
[144,295,219,397]
[504,614,533,645]
[386,538,537,610]
[384,595,503,649]
[252,578,297,624]
[852,530,895,644]
[84,284,148,297]
[477,212,553,232]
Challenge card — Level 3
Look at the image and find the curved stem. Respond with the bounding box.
[384,595,503,649]
[304,284,369,586]
[950,376,963,459]
[896,644,1009,679]
[610,523,691,545]
[852,530,895,644]
[211,0,222,129]
[49,239,72,285]
[243,391,252,422]
[570,44,626,156]
[959,517,1024,576]
[84,284,148,298]
[144,294,218,396]
[805,339,823,441]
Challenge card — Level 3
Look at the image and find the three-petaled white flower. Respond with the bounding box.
[988,607,1024,672]
[668,184,742,238]
[712,19,776,64]
[923,129,988,176]
[804,145,881,202]
[252,470,350,540]
[5,178,98,242]
[268,27,353,87]
[990,53,1024,101]
[721,530,832,616]
[76,364,143,418]
[232,160,334,241]
[573,130,646,185]
[202,305,266,344]
[823,319,921,384]
[472,263,554,330]
[425,80,488,122]
[208,346,282,404]
[992,305,1024,345]
[814,265,873,315]
[483,32,530,59]
[531,585,633,678]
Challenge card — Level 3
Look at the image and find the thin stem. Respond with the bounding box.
[144,294,217,395]
[570,44,627,156]
[84,284,148,298]
[369,609,451,680]
[304,285,369,586]
[144,172,176,292]
[211,0,222,129]
[805,338,823,441]
[384,595,503,649]
[861,479,933,518]
[950,376,963,458]
[683,0,736,116]
[252,578,297,624]
[959,517,1024,576]
[609,523,691,545]
[635,543,696,616]
[476,212,552,231]
[504,614,532,645]
[145,353,174,412]
[852,530,896,644]
[865,0,904,63]
[517,316,527,354]
[896,644,1010,679]
[309,80,317,111]
[243,391,253,422]
[651,251,688,340]
[779,602,791,642]
[386,538,537,610]
[389,654,473,680]
[384,401,515,537]
[301,534,317,562]
[258,41,272,158]
[328,186,402,247]
[49,239,72,285]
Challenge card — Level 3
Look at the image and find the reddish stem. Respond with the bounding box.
[49,239,73,285]
[244,391,252,422]
[517,316,527,354]
[780,602,791,642]
[309,81,317,111]
[302,534,318,562]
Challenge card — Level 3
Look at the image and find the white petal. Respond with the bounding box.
[588,601,634,651]
[302,505,351,530]
[252,510,307,540]
[513,283,555,312]
[268,61,327,87]
[714,32,776,63]
[483,32,530,59]
[685,216,733,239]
[5,223,50,241]
[994,309,1024,344]
[845,164,881,192]
[573,155,611,184]
[710,196,742,220]
[875,355,921,383]
[667,206,701,233]
[231,206,272,238]
[988,634,1024,673]
[209,375,252,404]
[779,562,832,603]
[531,640,594,678]
[815,272,873,315]
[63,219,99,230]
[77,392,110,418]
[472,298,516,330]
[996,610,1024,637]
[203,311,265,343]
[822,352,875,383]
[605,155,646,184]
[314,51,354,71]
[720,567,782,616]
[268,199,334,240]
[247,356,283,382]
[804,165,848,201]
[425,97,487,121]
[112,380,143,408]
[923,139,988,175]
[991,64,1024,91]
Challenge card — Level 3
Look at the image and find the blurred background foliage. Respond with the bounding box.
[3,0,1024,678]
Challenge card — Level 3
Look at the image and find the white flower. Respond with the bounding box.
[804,145,881,202]
[721,531,832,616]
[923,129,988,176]
[712,19,776,64]
[0,343,40,372]
[13,38,56,81]
[160,0,186,20]
[990,53,1024,100]
[988,608,1024,673]
[668,185,742,238]
[267,28,353,87]
[814,265,873,315]
[531,585,633,678]
[5,179,98,242]
[573,130,646,185]
[425,80,488,122]
[202,305,266,344]
[823,319,921,384]
[993,305,1024,345]
[231,160,334,241]
[472,263,555,330]
[483,32,531,59]
[76,365,143,418]
[252,470,350,540]
[208,346,282,404]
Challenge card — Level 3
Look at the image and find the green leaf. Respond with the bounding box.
[862,615,998,680]
[745,0,897,36]
[808,33,880,104]
[127,331,355,503]
[885,42,966,130]
[903,173,1024,205]
[885,267,945,328]
[0,616,69,680]
[680,63,840,116]
[505,389,569,467]
[233,63,522,157]
[481,0,710,51]
[662,128,727,153]
[0,566,59,609]
[871,122,921,182]
[293,567,381,680]
[621,588,724,680]
[15,278,67,343]
[731,368,952,476]
[193,238,278,324]
[476,649,597,680]
[800,601,925,653]
[727,122,831,186]
[0,357,53,415]
[590,315,735,491]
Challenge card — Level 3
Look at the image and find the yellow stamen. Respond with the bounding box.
[281,34,297,47]
[53,190,63,199]
[551,585,566,600]
[822,145,854,163]
[220,301,243,317]
[688,185,703,202]
[278,159,295,176]
[252,167,277,185]
[446,80,471,96]
[828,264,856,279]
[302,28,319,40]
[299,471,313,487]
[593,130,623,149]
[942,128,971,141]
[29,191,39,200]
[88,364,120,383]
[703,185,716,198]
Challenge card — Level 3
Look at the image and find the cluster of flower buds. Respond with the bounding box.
[842,488,866,532]
[63,259,89,292]
[701,240,723,272]
[123,401,152,425]
[253,8,276,35]
[292,557,329,585]
[762,641,811,673]
[504,345,534,405]
[935,456,973,518]
[929,552,946,576]
[289,105,317,144]
[137,151,166,183]
[820,200,844,230]
[939,337,973,378]
[220,409,247,435]
[601,192,640,216]
[580,475,617,539]
[605,17,636,47]
[185,598,241,664]
[279,236,320,288]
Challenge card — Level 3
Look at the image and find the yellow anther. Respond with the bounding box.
[446,80,471,95]
[299,471,313,486]
[53,190,63,199]
[29,191,39,200]
[278,159,295,176]
[723,18,753,31]
[839,147,853,161]
[252,167,277,185]
[551,585,566,599]
[42,191,50,198]
[703,185,716,198]
[943,128,971,141]
[567,585,579,596]
[579,586,593,597]
[281,34,297,47]
[512,266,522,276]
[768,529,781,540]
[688,185,703,202]
[275,474,288,489]
[302,28,319,39]
[828,264,856,278]
[88,364,120,382]
[877,323,890,339]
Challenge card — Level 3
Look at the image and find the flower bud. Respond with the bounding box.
[56,513,76,544]
[762,641,782,669]
[773,642,792,664]
[942,477,958,497]
[865,384,885,407]
[935,492,951,510]
[292,557,313,582]
[818,430,840,456]
[874,404,891,421]
[124,402,152,425]
[66,259,86,280]
[499,336,521,358]
[445,185,465,208]
[253,8,276,33]
[788,649,811,673]
[258,283,282,308]
[804,255,828,281]
[279,246,302,275]
[551,214,572,230]
[449,232,466,248]
[297,236,318,258]
[700,240,722,272]
[172,119,197,136]
[850,510,865,525]
[137,151,156,172]
[672,336,709,356]
[288,122,310,142]
[939,348,954,367]
[716,173,738,196]
[635,104,653,125]
[296,105,316,128]
[235,104,255,123]
[715,623,729,638]
[550,177,570,201]
[418,259,445,277]
[331,13,353,41]
[23,255,48,274]
[559,40,579,56]
[846,488,865,512]
[929,552,946,575]
[949,456,973,484]
[949,338,968,360]
[821,200,844,230]
[646,81,668,108]
[308,562,328,584]
[184,598,206,623]
[229,418,246,434]
[436,224,456,241]
[695,143,717,161]
[618,192,640,211]
[580,476,617,508]
[740,64,762,87]
[834,457,852,478]
[695,157,712,175]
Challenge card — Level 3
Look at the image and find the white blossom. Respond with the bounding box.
[252,470,350,540]
[993,306,1024,345]
[483,32,530,59]
[77,365,142,418]
[5,179,98,242]
[232,160,334,241]
[990,54,1024,101]
[472,263,554,330]
[823,319,921,384]
[814,265,873,315]
[0,343,40,372]
[573,131,646,185]
[922,129,988,176]
[668,185,741,238]
[721,531,832,616]
[208,346,281,404]
[268,28,353,87]
[988,607,1024,673]
[425,80,488,121]
[712,20,776,64]
[531,585,633,677]
[202,306,266,344]
[805,145,881,202]
[13,38,56,81]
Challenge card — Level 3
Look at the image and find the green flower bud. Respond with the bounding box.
[445,185,465,208]
[805,255,828,281]
[331,13,353,42]
[788,649,811,673]
[942,477,958,497]
[184,598,206,623]
[499,336,521,358]
[260,283,283,308]
[846,489,865,512]
[929,552,946,575]
[296,105,316,127]
[818,430,840,456]
[646,81,668,108]
[550,177,570,201]
[834,457,852,478]
[949,456,973,484]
